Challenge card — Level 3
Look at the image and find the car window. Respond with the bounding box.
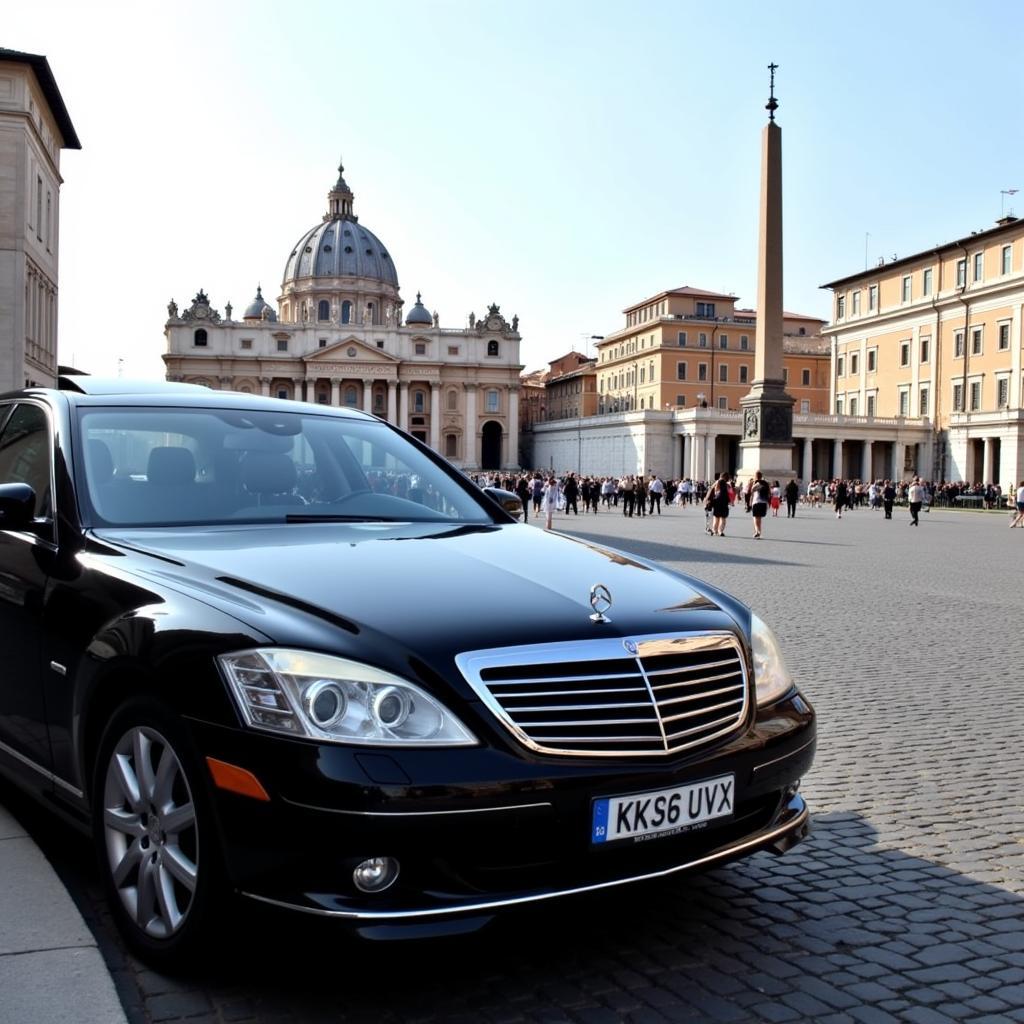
[0,403,52,519]
[77,407,492,527]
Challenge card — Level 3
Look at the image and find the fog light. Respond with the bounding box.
[353,856,400,893]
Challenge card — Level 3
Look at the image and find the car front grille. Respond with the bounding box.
[455,632,749,757]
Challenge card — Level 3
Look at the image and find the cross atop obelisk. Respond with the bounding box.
[740,62,795,478]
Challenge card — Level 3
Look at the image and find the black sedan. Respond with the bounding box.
[0,378,815,965]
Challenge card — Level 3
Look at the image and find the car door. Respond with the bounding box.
[0,400,57,778]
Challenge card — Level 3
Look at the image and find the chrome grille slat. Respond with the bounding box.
[456,632,749,758]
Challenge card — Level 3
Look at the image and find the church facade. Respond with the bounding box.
[163,163,523,470]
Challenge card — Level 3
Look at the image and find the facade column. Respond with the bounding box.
[802,437,814,482]
[706,432,718,481]
[292,378,304,402]
[983,437,995,484]
[260,377,271,397]
[430,382,441,452]
[680,434,690,478]
[398,382,408,432]
[508,386,520,469]
[363,379,374,414]
[691,435,703,483]
[330,379,340,406]
[862,440,873,482]
[464,385,478,468]
[893,441,906,480]
[387,381,397,424]
[833,438,844,479]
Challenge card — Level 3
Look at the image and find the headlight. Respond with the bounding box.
[219,648,477,747]
[750,614,795,707]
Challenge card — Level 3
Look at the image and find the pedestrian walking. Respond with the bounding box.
[541,475,559,530]
[784,478,799,518]
[1011,481,1024,528]
[882,479,896,520]
[833,479,848,519]
[706,472,732,537]
[648,474,664,514]
[907,476,924,526]
[770,480,781,517]
[750,471,770,539]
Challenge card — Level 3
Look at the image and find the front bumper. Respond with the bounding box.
[192,692,815,933]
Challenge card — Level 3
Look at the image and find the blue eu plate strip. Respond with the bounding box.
[592,799,609,844]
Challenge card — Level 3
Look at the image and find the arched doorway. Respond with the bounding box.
[481,420,503,470]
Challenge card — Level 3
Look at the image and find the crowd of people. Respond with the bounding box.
[469,470,1016,533]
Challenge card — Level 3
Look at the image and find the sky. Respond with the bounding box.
[8,0,1024,380]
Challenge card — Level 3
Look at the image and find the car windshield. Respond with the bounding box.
[77,406,494,527]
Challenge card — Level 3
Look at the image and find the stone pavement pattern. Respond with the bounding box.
[21,504,1024,1022]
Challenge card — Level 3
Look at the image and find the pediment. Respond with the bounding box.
[304,337,399,364]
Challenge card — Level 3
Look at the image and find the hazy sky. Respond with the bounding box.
[8,0,1024,379]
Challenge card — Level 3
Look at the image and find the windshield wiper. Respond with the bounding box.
[285,514,409,523]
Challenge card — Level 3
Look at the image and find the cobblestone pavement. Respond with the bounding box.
[23,502,1024,1022]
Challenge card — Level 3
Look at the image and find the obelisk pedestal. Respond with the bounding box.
[739,71,795,480]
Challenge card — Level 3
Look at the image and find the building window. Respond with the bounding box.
[899,342,910,367]
[377,341,385,349]
[1002,245,1012,275]
[319,338,327,348]
[677,331,687,346]
[920,386,929,415]
[956,259,967,288]
[277,388,289,400]
[901,275,912,303]
[998,378,1009,408]
[717,396,727,410]
[999,323,1010,350]
[719,334,728,349]
[898,390,909,416]
[413,390,426,413]
[869,284,878,310]
[193,329,208,347]
[836,295,845,318]
[800,399,810,413]
[675,395,686,406]
[971,328,982,356]
[851,352,859,375]
[415,343,426,355]
[922,268,933,296]
[374,391,384,411]
[852,291,861,316]
[240,338,252,350]
[849,396,858,416]
[969,380,982,410]
[920,337,930,362]
[697,363,708,381]
[698,333,708,347]
[739,365,748,384]
[802,368,811,386]
[345,387,358,406]
[835,398,844,414]
[953,383,964,411]
[487,340,499,357]
[973,252,983,282]
[719,363,728,382]
[445,434,458,458]
[486,389,500,413]
[639,367,645,383]
[867,350,877,373]
[837,355,845,376]
[318,300,330,321]
[954,331,964,358]
[867,394,876,417]
[341,300,352,324]
[277,339,288,352]
[317,394,328,404]
[696,301,715,317]
[740,335,749,350]
[448,345,459,356]
[447,389,458,411]
[782,368,789,384]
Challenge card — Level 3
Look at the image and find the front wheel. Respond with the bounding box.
[93,699,222,965]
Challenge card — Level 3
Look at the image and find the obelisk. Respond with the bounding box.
[739,64,795,477]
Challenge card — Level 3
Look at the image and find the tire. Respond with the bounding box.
[92,697,224,966]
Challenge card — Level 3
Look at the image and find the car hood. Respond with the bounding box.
[91,521,745,695]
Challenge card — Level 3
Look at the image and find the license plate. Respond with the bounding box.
[591,774,735,844]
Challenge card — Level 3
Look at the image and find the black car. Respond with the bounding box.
[0,378,815,964]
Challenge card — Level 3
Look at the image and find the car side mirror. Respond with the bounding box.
[0,483,37,531]
[482,487,523,521]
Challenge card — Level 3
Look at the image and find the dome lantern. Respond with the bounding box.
[405,292,432,327]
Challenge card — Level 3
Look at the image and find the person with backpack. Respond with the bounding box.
[750,471,771,539]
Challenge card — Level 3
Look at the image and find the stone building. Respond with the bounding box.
[164,163,523,470]
[0,48,80,391]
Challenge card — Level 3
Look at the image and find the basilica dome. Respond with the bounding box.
[281,163,399,290]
